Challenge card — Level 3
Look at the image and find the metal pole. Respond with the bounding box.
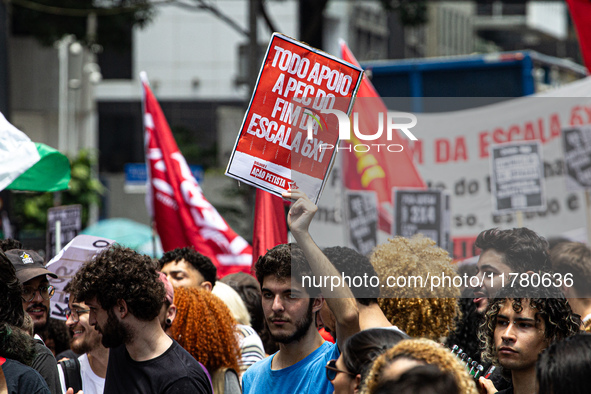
[0,1,10,117]
[58,36,73,154]
[248,0,259,94]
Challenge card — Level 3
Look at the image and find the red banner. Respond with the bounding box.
[252,189,288,266]
[566,0,591,72]
[226,33,363,203]
[142,73,252,277]
[340,42,426,233]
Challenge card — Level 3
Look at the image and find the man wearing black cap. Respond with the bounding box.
[5,248,62,394]
[5,249,58,336]
[0,249,52,393]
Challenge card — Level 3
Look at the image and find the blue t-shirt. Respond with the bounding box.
[242,341,339,394]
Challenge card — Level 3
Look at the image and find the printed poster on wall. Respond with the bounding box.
[490,141,546,213]
[562,126,591,191]
[345,190,378,256]
[225,33,363,203]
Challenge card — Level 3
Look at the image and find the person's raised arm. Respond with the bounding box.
[283,189,359,349]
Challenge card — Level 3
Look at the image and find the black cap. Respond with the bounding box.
[4,249,58,284]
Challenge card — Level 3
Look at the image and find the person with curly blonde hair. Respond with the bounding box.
[170,286,241,393]
[362,338,478,394]
[370,235,461,340]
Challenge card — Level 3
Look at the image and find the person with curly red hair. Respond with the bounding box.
[170,286,242,394]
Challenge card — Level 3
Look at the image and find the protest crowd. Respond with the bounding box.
[3,11,591,393]
[1,186,590,394]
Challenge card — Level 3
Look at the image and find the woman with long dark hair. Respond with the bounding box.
[325,328,408,394]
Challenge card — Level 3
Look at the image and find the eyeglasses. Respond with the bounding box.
[65,308,91,323]
[325,359,356,381]
[22,285,55,302]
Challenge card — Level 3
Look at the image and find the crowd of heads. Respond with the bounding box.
[3,222,591,394]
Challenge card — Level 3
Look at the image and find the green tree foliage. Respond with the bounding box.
[10,0,154,49]
[12,149,104,232]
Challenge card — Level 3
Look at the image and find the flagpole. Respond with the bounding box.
[151,219,157,258]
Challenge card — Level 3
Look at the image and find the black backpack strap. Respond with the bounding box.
[59,358,83,393]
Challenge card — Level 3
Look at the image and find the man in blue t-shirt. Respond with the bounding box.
[242,190,360,394]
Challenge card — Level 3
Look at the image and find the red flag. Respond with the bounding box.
[252,189,288,266]
[141,73,252,277]
[566,0,591,72]
[340,41,426,233]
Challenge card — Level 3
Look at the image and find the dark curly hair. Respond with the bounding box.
[0,250,24,327]
[254,243,319,297]
[323,246,380,305]
[0,322,36,366]
[475,228,551,273]
[70,245,165,321]
[158,247,217,287]
[171,286,240,374]
[38,318,71,356]
[478,285,581,368]
[0,238,24,252]
[445,288,484,364]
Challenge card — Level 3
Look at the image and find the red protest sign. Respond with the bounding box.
[225,33,362,203]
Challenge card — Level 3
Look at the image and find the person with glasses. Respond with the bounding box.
[57,282,109,394]
[4,247,62,394]
[0,249,52,394]
[325,328,408,394]
[5,248,58,336]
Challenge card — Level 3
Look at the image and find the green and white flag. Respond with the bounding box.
[0,112,70,192]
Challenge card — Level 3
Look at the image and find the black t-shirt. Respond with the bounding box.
[2,358,51,394]
[104,340,213,394]
[32,339,62,394]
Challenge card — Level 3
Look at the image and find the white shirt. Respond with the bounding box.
[58,353,105,394]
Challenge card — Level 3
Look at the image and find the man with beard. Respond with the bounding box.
[57,283,109,394]
[478,285,580,394]
[69,245,212,394]
[5,248,62,394]
[5,248,57,336]
[0,248,52,394]
[242,190,359,394]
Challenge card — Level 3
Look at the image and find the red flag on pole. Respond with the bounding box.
[141,72,252,277]
[566,0,591,72]
[340,41,426,233]
[252,189,288,266]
